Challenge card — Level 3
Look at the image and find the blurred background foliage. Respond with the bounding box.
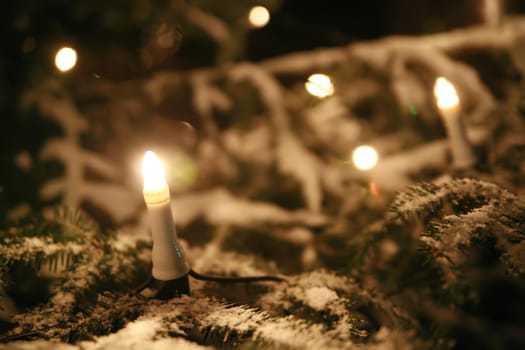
[2,0,525,227]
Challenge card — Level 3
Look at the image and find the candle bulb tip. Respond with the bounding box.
[434,77,459,110]
[142,150,167,193]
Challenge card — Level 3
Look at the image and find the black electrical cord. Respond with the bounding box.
[189,269,285,283]
[134,268,285,296]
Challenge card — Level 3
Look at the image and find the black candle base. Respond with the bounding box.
[157,274,190,299]
[137,274,190,299]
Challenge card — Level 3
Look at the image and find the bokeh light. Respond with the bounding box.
[249,6,271,28]
[433,77,459,109]
[305,73,334,98]
[352,145,378,170]
[54,47,78,72]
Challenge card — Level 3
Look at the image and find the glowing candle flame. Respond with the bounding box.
[54,47,77,72]
[434,77,459,110]
[352,145,378,171]
[305,73,334,98]
[433,77,474,168]
[249,6,270,28]
[142,151,167,192]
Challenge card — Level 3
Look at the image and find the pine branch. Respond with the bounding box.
[390,178,510,220]
[164,295,355,349]
[390,178,525,279]
[1,208,151,341]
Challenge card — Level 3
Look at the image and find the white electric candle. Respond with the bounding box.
[433,77,475,169]
[142,151,189,281]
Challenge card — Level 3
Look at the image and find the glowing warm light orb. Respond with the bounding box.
[352,145,378,171]
[305,73,334,98]
[248,6,270,28]
[433,77,459,110]
[54,47,77,72]
[142,151,167,191]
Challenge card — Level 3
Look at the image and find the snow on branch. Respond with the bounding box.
[142,18,525,109]
[171,187,327,227]
[391,178,525,284]
[391,178,512,219]
[24,83,140,223]
[367,140,448,191]
[259,18,525,75]
[2,209,148,329]
[184,5,231,44]
[230,63,323,212]
[106,12,525,92]
[190,71,232,138]
[169,295,355,349]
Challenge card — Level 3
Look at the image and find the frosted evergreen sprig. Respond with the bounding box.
[422,200,525,284]
[2,292,429,349]
[2,209,150,342]
[257,270,367,340]
[159,295,355,349]
[392,179,508,219]
[391,178,525,285]
[4,292,148,342]
[129,290,425,349]
[0,237,85,296]
[0,208,95,298]
[44,231,149,310]
[1,207,150,311]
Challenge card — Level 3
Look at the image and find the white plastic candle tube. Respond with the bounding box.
[433,77,475,169]
[142,151,190,281]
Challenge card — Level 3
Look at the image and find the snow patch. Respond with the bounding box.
[82,318,161,350]
[304,287,338,310]
[51,292,75,305]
